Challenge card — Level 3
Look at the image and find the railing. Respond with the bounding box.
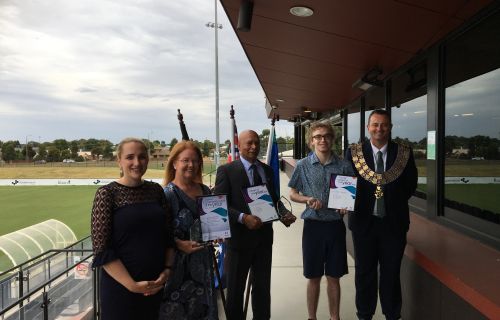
[203,169,217,188]
[0,237,96,320]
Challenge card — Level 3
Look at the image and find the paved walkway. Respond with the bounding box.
[218,172,384,320]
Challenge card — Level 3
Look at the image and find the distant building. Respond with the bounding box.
[151,147,170,161]
[77,151,93,160]
[452,147,469,157]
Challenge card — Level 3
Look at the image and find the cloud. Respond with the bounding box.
[0,0,291,144]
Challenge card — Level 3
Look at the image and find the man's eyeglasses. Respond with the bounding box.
[312,134,333,141]
[177,159,200,165]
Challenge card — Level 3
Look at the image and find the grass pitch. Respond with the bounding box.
[0,186,98,239]
[0,185,98,272]
[0,167,164,179]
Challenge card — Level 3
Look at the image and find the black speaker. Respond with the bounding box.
[237,0,253,32]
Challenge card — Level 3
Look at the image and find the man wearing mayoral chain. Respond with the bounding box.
[346,109,417,320]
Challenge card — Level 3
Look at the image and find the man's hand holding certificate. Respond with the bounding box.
[327,174,357,211]
[242,184,279,223]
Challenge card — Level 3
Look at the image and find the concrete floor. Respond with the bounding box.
[218,172,384,320]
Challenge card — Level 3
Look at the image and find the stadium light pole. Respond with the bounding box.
[206,0,223,169]
[147,130,154,157]
[25,134,32,162]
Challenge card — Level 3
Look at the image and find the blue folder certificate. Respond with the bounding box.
[327,174,357,211]
[197,194,231,241]
[242,184,279,223]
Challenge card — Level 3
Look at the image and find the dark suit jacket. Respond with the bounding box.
[346,141,417,235]
[214,159,278,249]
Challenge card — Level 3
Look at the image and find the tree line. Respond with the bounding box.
[0,131,295,163]
[0,138,115,162]
[393,135,500,159]
[2,133,496,162]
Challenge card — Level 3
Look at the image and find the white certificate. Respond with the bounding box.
[242,184,279,223]
[327,174,357,211]
[197,194,231,242]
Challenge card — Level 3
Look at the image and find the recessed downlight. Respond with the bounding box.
[290,6,314,17]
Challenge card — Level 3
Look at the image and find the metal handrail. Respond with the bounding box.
[0,249,94,317]
[0,235,91,278]
[203,169,217,188]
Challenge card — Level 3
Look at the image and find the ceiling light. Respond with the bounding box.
[302,107,312,113]
[237,0,254,32]
[352,67,384,91]
[352,79,374,91]
[290,6,314,17]
[276,99,285,103]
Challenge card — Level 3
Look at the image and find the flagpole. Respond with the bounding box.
[214,0,220,169]
[230,105,235,160]
[206,0,222,169]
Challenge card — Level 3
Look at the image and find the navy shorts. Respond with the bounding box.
[302,219,348,279]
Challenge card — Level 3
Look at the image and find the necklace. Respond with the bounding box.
[350,143,410,198]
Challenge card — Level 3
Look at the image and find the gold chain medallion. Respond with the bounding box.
[350,143,410,198]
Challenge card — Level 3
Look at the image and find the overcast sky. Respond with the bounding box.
[0,0,294,144]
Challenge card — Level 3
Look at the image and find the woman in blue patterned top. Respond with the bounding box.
[159,140,218,320]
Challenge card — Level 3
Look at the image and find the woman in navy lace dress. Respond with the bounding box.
[91,137,175,320]
[160,141,218,320]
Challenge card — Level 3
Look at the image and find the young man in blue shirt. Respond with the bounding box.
[289,123,355,320]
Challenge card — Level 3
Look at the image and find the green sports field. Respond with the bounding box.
[0,164,220,271]
[1,162,498,271]
[0,186,97,238]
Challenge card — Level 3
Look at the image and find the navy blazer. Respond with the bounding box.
[214,159,278,249]
[346,141,418,235]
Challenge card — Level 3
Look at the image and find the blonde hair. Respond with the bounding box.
[163,140,203,186]
[117,137,149,159]
[307,123,335,148]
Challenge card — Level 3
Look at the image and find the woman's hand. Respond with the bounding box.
[129,280,164,296]
[175,239,204,254]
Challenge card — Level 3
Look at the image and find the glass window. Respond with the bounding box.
[347,108,360,145]
[444,10,500,225]
[392,95,427,195]
[444,68,500,221]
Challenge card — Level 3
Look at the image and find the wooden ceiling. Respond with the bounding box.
[220,0,493,120]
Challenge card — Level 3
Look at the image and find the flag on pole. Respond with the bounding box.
[266,119,280,197]
[228,105,239,163]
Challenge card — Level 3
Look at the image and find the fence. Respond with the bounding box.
[0,237,95,320]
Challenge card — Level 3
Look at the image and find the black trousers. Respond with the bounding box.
[225,243,273,320]
[352,218,407,320]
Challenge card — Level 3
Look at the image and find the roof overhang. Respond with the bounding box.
[220,0,493,120]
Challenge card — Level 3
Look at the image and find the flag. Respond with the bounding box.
[229,105,239,163]
[214,242,226,288]
[266,123,280,197]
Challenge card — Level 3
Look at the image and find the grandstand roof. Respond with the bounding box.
[0,219,77,268]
